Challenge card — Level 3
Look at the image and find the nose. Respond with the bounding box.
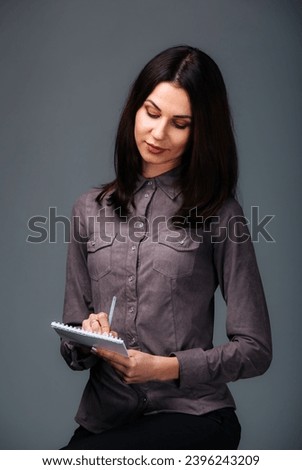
[151,119,167,141]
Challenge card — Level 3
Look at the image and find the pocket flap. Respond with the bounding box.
[87,235,115,253]
[157,233,200,252]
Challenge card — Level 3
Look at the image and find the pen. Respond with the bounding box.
[108,296,117,326]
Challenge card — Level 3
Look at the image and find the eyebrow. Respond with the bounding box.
[145,99,192,119]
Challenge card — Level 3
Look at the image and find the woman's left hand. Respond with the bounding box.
[92,348,179,384]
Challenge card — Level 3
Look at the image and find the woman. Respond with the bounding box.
[60,45,272,450]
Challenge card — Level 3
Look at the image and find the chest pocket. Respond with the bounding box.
[153,234,200,278]
[86,235,115,280]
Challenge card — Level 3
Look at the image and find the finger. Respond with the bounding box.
[82,318,94,332]
[83,314,102,333]
[95,350,137,382]
[110,330,118,338]
[95,312,110,334]
[91,318,102,333]
[87,314,101,333]
[90,349,129,381]
[109,362,137,383]
[91,346,102,357]
[97,348,130,366]
[105,360,135,383]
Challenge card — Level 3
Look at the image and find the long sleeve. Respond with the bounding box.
[60,192,98,370]
[173,199,272,388]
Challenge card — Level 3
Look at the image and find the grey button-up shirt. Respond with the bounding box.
[61,169,272,433]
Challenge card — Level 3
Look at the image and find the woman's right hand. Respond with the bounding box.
[82,312,118,337]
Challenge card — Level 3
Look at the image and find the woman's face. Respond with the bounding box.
[134,82,192,178]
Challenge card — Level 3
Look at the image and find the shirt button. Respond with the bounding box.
[136,222,144,229]
[129,306,134,313]
[144,193,149,198]
[131,245,136,251]
[128,275,134,282]
[91,241,95,246]
[147,181,152,186]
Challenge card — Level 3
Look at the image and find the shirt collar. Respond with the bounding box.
[134,166,182,200]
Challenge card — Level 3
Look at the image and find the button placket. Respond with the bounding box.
[124,180,156,351]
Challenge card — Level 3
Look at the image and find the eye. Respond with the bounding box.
[172,120,191,130]
[146,108,160,119]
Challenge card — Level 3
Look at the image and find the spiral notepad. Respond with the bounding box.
[51,321,128,357]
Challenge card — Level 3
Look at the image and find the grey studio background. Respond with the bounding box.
[0,0,301,450]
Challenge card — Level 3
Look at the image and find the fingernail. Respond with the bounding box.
[91,347,98,354]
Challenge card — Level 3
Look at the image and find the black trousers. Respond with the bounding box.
[62,408,241,450]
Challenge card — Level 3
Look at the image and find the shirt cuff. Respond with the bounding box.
[61,340,98,370]
[170,348,209,390]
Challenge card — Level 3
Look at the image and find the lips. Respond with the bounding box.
[145,142,166,154]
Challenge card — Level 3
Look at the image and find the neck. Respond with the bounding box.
[142,162,181,178]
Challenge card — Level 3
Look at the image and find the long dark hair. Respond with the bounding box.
[97,45,238,221]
